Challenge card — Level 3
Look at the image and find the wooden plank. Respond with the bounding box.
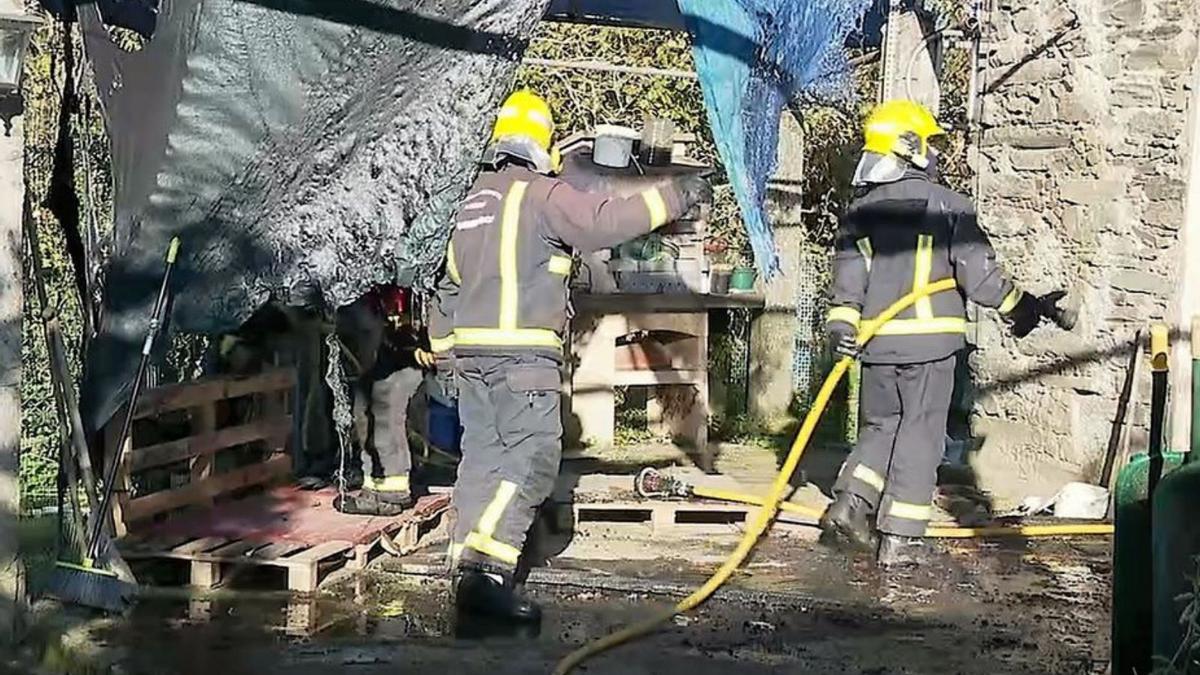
[225,369,296,400]
[283,541,353,566]
[287,564,318,593]
[189,403,217,509]
[249,541,308,560]
[190,561,220,588]
[207,539,261,559]
[172,536,232,555]
[123,454,292,523]
[134,369,297,419]
[104,412,134,539]
[126,418,292,473]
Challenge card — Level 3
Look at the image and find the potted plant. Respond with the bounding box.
[705,236,733,294]
[729,246,757,293]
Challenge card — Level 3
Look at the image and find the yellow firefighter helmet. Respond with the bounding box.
[491,89,555,152]
[862,99,946,169]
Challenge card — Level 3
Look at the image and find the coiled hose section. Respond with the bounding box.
[552,278,960,674]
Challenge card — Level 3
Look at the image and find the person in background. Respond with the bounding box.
[336,285,436,516]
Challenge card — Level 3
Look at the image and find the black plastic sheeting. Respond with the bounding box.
[78,0,550,431]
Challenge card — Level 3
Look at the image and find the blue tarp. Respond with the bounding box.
[544,0,892,47]
[681,0,873,278]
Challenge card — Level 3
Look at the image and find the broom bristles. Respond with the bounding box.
[44,561,137,614]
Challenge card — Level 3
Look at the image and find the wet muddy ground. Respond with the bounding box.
[51,534,1110,675]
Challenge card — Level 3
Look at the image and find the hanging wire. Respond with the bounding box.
[324,331,355,501]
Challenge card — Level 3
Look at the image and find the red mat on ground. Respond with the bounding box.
[135,485,450,546]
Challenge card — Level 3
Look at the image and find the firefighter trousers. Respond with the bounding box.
[361,367,423,491]
[451,354,563,572]
[834,354,955,536]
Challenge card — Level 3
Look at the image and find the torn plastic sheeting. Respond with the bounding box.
[78,0,551,432]
[681,0,871,279]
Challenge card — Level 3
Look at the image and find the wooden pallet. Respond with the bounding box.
[121,491,452,592]
[106,368,297,536]
[123,535,359,592]
[553,498,819,537]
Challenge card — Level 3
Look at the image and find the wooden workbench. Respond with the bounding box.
[565,292,765,471]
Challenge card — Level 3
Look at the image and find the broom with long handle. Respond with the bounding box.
[48,237,179,612]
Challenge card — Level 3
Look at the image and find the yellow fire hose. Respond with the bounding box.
[688,486,1113,538]
[553,278,963,674]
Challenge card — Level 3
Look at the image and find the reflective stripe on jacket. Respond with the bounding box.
[827,170,1023,364]
[430,164,688,358]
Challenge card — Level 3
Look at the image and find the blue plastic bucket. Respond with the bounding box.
[428,399,461,454]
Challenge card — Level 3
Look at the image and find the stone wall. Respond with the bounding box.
[968,0,1198,502]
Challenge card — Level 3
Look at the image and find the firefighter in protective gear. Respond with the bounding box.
[336,286,433,516]
[431,89,712,621]
[820,99,1052,567]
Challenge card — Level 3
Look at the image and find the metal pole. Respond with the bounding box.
[0,96,24,648]
[1149,324,1170,497]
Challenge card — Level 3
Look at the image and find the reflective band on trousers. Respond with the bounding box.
[429,334,455,353]
[998,288,1023,315]
[640,188,669,229]
[913,234,935,320]
[465,480,521,565]
[856,238,873,273]
[548,255,572,275]
[498,182,530,331]
[446,240,462,284]
[851,464,885,492]
[863,317,967,336]
[453,327,563,350]
[365,475,410,492]
[889,501,932,521]
[827,306,862,329]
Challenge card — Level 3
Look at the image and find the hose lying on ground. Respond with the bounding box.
[552,278,960,675]
[657,482,1113,538]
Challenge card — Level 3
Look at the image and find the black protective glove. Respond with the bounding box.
[1037,290,1076,331]
[826,326,860,361]
[674,174,714,210]
[1005,292,1040,338]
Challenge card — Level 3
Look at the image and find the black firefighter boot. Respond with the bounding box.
[334,488,410,516]
[819,491,878,552]
[453,564,542,623]
[876,534,930,569]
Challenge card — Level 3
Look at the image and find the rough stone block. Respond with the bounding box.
[1011,148,1075,172]
[1144,178,1187,202]
[1059,179,1123,205]
[1142,201,1183,230]
[984,126,1074,150]
[1006,58,1067,85]
[1111,269,1173,296]
[1125,43,1189,71]
[1112,80,1162,106]
[1061,208,1104,250]
[1107,0,1143,25]
[1055,94,1092,123]
[967,417,1084,502]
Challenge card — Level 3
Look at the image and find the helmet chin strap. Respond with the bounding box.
[482,136,555,175]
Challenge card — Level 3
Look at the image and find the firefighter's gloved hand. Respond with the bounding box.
[1005,292,1041,338]
[414,348,437,369]
[673,174,714,209]
[1037,290,1076,331]
[826,328,860,361]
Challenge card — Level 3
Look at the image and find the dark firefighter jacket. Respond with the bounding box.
[429,164,690,359]
[828,169,1025,364]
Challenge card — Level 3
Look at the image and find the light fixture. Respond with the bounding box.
[0,0,41,96]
